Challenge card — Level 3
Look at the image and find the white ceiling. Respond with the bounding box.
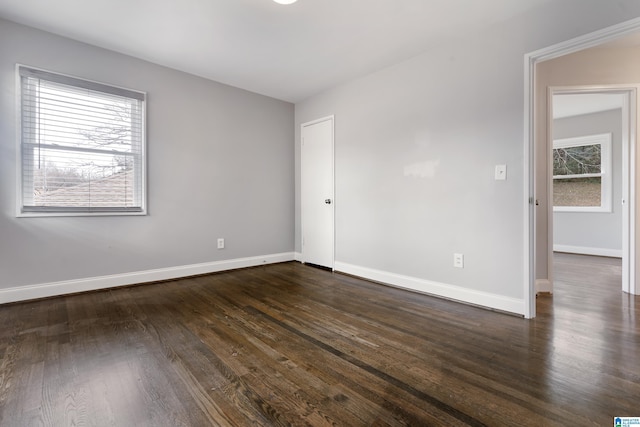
[0,0,556,103]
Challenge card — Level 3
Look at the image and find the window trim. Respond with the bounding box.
[552,133,612,213]
[16,64,147,217]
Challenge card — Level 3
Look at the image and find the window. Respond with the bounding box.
[552,133,612,213]
[18,66,146,216]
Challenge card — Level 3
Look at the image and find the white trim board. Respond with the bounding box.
[553,245,622,258]
[334,261,525,316]
[536,279,552,294]
[0,252,295,305]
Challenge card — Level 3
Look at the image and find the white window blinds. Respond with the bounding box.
[19,66,146,215]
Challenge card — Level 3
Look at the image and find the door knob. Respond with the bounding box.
[325,199,332,204]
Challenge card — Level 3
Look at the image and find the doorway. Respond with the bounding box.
[548,89,630,296]
[525,18,640,318]
[301,116,335,269]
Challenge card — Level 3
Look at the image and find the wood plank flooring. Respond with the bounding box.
[1,254,638,426]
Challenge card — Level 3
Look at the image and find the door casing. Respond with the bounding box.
[546,86,635,296]
[525,17,640,318]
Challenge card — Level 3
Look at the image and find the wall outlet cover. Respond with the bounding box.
[454,253,464,268]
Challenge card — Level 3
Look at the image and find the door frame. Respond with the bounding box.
[524,17,640,318]
[300,115,335,269]
[547,86,635,296]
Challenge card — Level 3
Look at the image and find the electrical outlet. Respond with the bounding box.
[453,253,464,268]
[217,238,225,249]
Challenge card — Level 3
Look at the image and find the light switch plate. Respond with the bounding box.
[495,164,507,180]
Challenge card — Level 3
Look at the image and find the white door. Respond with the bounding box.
[301,116,334,269]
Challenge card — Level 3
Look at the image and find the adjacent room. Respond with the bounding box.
[1,0,640,425]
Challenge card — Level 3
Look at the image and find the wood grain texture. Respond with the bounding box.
[0,253,638,426]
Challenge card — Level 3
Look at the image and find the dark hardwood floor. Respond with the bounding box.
[1,254,638,426]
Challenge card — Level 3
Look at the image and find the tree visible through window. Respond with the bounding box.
[552,134,611,212]
[19,66,146,215]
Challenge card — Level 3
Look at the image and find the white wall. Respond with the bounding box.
[295,0,640,315]
[0,19,295,300]
[553,109,623,257]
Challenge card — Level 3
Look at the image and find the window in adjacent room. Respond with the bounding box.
[552,133,612,213]
[18,65,146,216]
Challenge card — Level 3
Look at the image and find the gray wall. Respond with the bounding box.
[553,109,623,255]
[0,18,294,289]
[295,0,640,304]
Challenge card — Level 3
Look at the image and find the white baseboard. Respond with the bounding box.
[294,252,303,262]
[536,279,552,294]
[0,252,296,305]
[334,261,525,316]
[553,244,622,258]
